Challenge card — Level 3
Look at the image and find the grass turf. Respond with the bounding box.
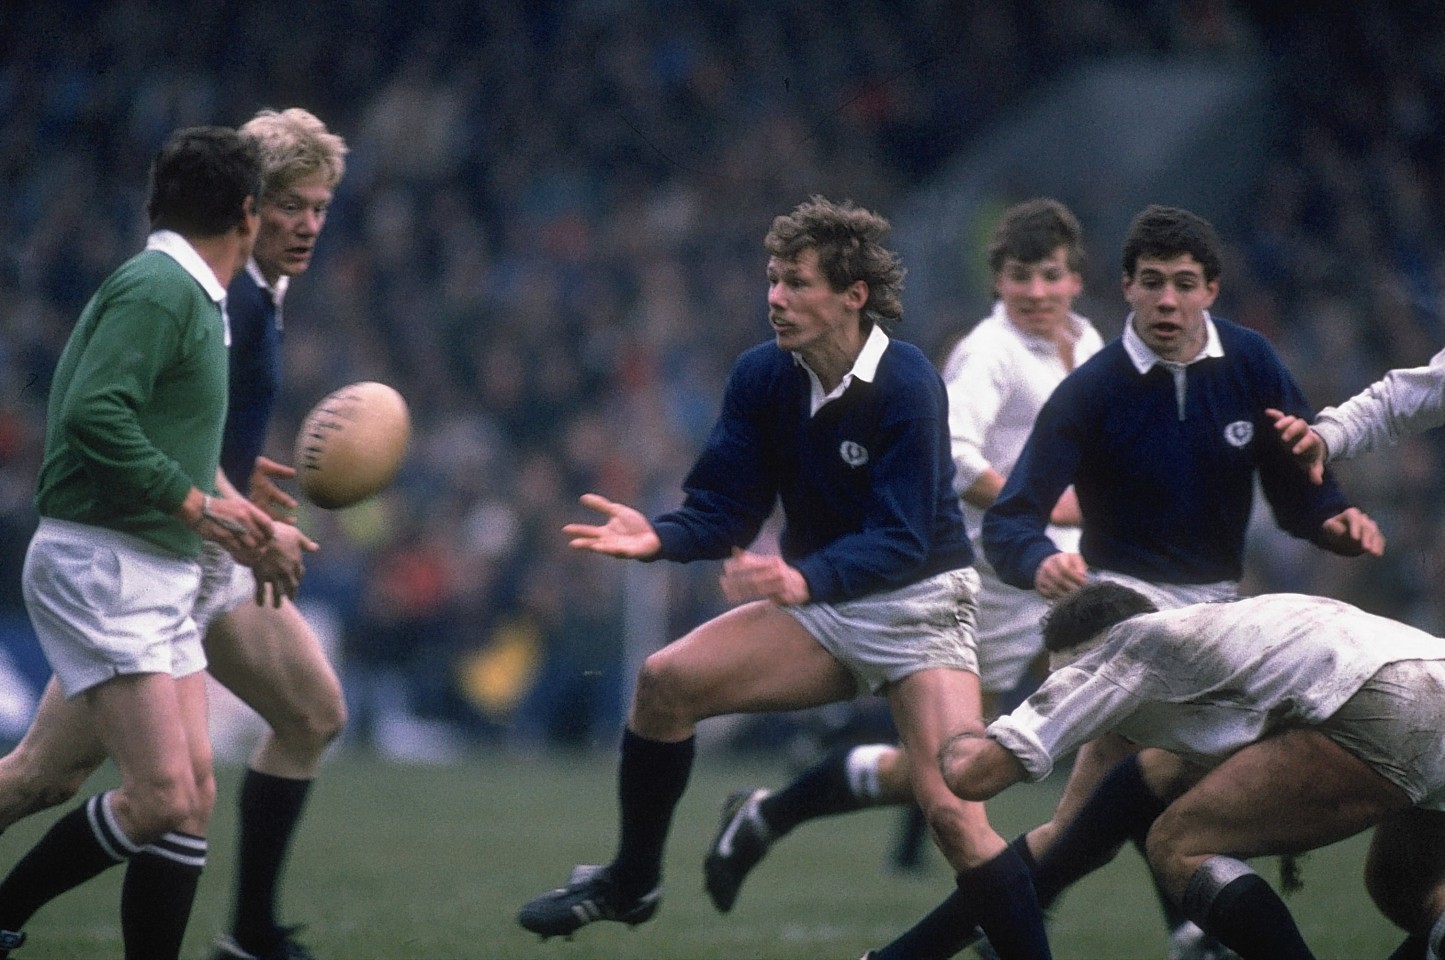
[3,747,1403,959]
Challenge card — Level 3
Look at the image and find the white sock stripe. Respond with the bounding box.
[143,831,208,868]
[87,792,140,861]
[845,745,890,802]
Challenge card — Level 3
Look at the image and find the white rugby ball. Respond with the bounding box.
[294,381,411,509]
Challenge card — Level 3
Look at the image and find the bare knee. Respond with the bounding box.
[0,742,100,824]
[1143,809,1195,901]
[629,651,699,736]
[269,691,347,757]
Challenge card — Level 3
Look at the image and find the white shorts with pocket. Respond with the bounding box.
[191,541,255,636]
[784,567,981,695]
[23,518,207,697]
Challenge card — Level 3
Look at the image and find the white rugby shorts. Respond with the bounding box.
[23,518,207,697]
[784,567,981,695]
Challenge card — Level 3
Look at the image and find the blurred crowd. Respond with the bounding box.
[1,0,1443,754]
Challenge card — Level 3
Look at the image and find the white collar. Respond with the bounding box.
[146,230,227,303]
[990,300,1086,353]
[245,257,289,306]
[1122,311,1223,373]
[797,324,891,415]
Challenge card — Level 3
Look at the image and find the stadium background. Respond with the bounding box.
[0,0,1443,762]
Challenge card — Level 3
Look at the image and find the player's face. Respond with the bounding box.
[1123,253,1219,362]
[766,248,866,359]
[253,172,334,284]
[996,247,1082,341]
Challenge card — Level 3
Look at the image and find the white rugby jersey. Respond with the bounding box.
[1314,346,1445,462]
[941,302,1102,544]
[989,593,1445,781]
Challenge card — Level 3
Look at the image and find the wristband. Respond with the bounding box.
[200,494,248,535]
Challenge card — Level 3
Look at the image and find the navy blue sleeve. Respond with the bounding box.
[651,354,779,561]
[981,383,1081,589]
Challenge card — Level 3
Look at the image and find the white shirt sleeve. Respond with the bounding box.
[1314,346,1445,461]
[985,661,1143,781]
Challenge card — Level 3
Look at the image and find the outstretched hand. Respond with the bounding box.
[1265,408,1327,485]
[250,455,300,522]
[562,493,662,559]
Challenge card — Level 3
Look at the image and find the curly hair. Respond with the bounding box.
[764,195,905,331]
[240,107,349,197]
[1041,581,1158,653]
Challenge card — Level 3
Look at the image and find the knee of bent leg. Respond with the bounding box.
[273,690,348,755]
[1143,809,1194,894]
[631,651,697,729]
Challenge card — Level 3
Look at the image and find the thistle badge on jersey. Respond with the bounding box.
[839,440,869,467]
[1224,421,1253,448]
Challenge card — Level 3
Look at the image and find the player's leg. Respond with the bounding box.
[1147,728,1410,960]
[518,600,856,939]
[881,666,1051,960]
[0,672,214,960]
[1366,808,1445,959]
[0,676,108,830]
[204,597,344,960]
[704,741,911,912]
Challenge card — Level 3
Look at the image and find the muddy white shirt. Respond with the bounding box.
[989,593,1445,781]
[1314,346,1445,462]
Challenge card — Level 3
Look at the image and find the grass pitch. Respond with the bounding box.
[4,747,1402,958]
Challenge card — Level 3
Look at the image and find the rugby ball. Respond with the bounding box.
[294,381,411,509]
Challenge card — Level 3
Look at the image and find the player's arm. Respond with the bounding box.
[939,731,1027,801]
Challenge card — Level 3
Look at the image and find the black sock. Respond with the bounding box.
[121,832,206,960]
[1186,868,1314,960]
[961,845,1053,960]
[0,793,134,931]
[871,888,981,959]
[231,770,312,947]
[1031,755,1165,907]
[610,730,693,898]
[759,744,869,835]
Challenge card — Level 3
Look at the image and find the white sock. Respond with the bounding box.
[844,744,892,802]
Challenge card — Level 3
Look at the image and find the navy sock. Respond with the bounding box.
[1031,755,1165,908]
[0,794,134,931]
[1185,867,1314,960]
[611,730,693,898]
[121,833,206,960]
[231,770,312,946]
[961,845,1053,960]
[759,744,866,835]
[871,888,981,960]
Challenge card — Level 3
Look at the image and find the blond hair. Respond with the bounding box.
[240,107,348,196]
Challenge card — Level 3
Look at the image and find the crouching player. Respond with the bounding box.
[942,581,1445,960]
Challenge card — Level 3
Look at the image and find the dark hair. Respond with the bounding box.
[147,126,262,237]
[988,198,1085,274]
[765,195,905,332]
[1041,581,1158,653]
[1120,205,1222,282]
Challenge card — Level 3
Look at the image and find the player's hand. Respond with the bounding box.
[249,456,300,522]
[1319,507,1386,558]
[192,494,274,561]
[249,523,320,607]
[563,493,662,559]
[719,547,810,606]
[1265,408,1327,485]
[1034,551,1088,600]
